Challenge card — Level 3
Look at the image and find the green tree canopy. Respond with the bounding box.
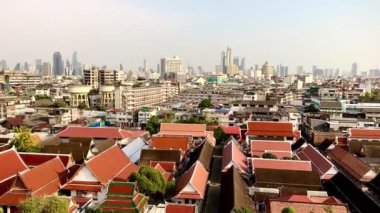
[199,98,212,109]
[304,104,319,113]
[214,127,228,144]
[21,196,69,213]
[146,116,160,135]
[236,207,254,213]
[51,100,67,108]
[12,127,41,152]
[282,207,296,213]
[262,152,277,159]
[77,102,88,110]
[129,166,166,195]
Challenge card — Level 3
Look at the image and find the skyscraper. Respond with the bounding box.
[240,57,246,72]
[233,57,240,67]
[35,59,43,74]
[220,46,233,74]
[351,63,358,77]
[53,52,64,76]
[42,62,52,76]
[0,60,7,71]
[72,51,79,76]
[160,56,182,78]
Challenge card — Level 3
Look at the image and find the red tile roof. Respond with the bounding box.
[328,146,376,182]
[246,121,296,137]
[0,149,28,182]
[222,139,248,174]
[159,123,207,137]
[86,145,138,185]
[19,157,66,195]
[150,161,176,172]
[4,118,24,127]
[166,203,196,213]
[56,126,147,140]
[173,161,209,200]
[349,128,380,139]
[251,158,312,172]
[19,152,73,168]
[251,140,292,158]
[297,144,337,180]
[267,195,349,213]
[152,163,174,181]
[150,136,191,154]
[221,126,241,135]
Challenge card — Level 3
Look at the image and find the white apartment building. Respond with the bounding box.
[160,56,182,77]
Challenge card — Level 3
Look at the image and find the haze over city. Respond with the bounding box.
[0,0,379,72]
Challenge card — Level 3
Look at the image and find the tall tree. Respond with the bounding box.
[199,98,212,109]
[21,196,69,213]
[12,127,40,152]
[129,166,166,195]
[146,116,160,135]
[214,127,228,144]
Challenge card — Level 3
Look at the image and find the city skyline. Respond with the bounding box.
[0,0,379,72]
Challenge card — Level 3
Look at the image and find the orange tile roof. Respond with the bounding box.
[150,136,191,154]
[86,145,138,185]
[20,157,66,195]
[252,158,312,172]
[350,128,380,139]
[173,161,209,200]
[328,146,376,182]
[56,126,147,139]
[159,123,207,137]
[166,203,196,213]
[267,195,349,213]
[246,121,296,137]
[222,139,248,174]
[0,149,28,182]
[251,140,292,158]
[19,152,73,168]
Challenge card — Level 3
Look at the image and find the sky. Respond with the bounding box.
[0,0,379,73]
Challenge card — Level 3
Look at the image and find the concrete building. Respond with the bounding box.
[83,68,99,88]
[262,61,275,78]
[84,68,123,88]
[99,85,115,109]
[1,70,42,89]
[68,85,91,107]
[53,52,64,76]
[160,56,182,78]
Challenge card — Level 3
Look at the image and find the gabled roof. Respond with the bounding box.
[56,126,147,140]
[222,139,248,174]
[121,137,150,163]
[221,126,241,135]
[349,128,380,140]
[139,149,182,166]
[297,144,337,180]
[159,123,207,137]
[251,140,292,158]
[251,158,312,172]
[197,139,215,171]
[173,161,209,200]
[42,137,91,163]
[3,118,24,127]
[246,121,296,137]
[19,152,73,168]
[150,135,191,154]
[0,149,28,182]
[255,168,321,190]
[328,146,376,182]
[220,166,254,213]
[98,181,148,213]
[85,145,138,185]
[267,195,349,213]
[19,157,66,195]
[152,162,174,181]
[166,203,196,213]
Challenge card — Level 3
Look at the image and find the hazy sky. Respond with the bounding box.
[0,0,379,72]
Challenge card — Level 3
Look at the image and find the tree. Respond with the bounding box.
[129,166,166,195]
[282,207,296,213]
[236,207,254,213]
[282,157,293,160]
[12,127,41,152]
[51,100,67,108]
[214,127,228,144]
[77,102,88,110]
[146,116,160,135]
[199,98,212,109]
[304,104,319,113]
[21,196,69,213]
[262,152,277,159]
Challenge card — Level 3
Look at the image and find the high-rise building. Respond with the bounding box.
[262,61,275,78]
[53,52,64,76]
[160,56,182,78]
[120,64,123,71]
[240,57,246,72]
[351,63,358,77]
[35,59,43,74]
[84,68,123,88]
[233,57,240,67]
[221,47,233,74]
[14,63,21,71]
[72,51,79,76]
[42,62,52,76]
[0,60,7,71]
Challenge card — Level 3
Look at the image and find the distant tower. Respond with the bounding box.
[72,51,78,76]
[120,64,123,71]
[53,52,64,76]
[233,57,240,67]
[351,63,358,77]
[143,59,147,73]
[240,57,246,72]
